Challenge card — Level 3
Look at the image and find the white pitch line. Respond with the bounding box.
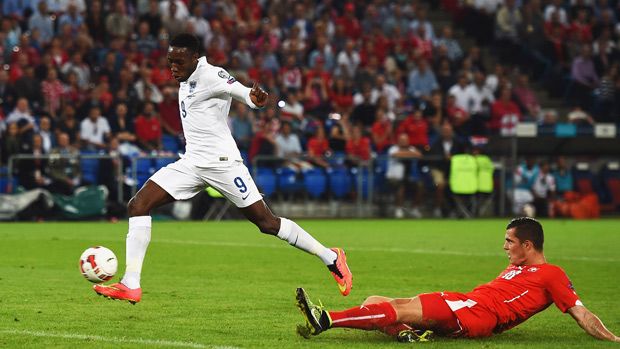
[153,238,620,263]
[0,329,240,349]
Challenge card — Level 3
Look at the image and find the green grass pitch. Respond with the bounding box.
[0,219,619,348]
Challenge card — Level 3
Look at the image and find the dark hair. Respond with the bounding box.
[170,33,201,54]
[506,217,544,251]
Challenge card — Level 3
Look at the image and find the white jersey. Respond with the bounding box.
[178,56,256,167]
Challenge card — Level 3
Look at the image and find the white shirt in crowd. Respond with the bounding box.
[386,145,418,180]
[80,116,111,145]
[464,83,495,114]
[275,133,302,158]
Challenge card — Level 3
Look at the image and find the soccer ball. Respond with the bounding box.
[79,246,118,283]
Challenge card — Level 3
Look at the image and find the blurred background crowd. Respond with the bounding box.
[0,0,618,219]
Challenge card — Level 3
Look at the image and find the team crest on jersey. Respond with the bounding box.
[189,80,197,93]
[527,267,539,272]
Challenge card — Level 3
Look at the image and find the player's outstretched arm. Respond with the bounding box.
[568,305,620,342]
[230,81,268,109]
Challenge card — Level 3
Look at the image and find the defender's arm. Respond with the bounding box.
[568,305,619,342]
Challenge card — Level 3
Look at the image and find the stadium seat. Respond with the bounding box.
[328,167,352,199]
[303,168,327,199]
[80,150,100,185]
[277,167,303,196]
[572,162,595,194]
[154,157,176,170]
[350,167,370,199]
[162,134,180,153]
[135,158,154,189]
[255,167,277,198]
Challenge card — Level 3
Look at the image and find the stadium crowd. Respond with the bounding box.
[0,0,617,218]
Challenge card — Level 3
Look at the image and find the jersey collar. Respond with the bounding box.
[185,56,208,84]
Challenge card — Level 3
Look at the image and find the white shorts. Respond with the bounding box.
[149,158,263,208]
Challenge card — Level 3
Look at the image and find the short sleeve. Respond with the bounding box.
[546,266,582,313]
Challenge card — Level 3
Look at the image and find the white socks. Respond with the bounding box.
[276,218,337,265]
[120,216,152,289]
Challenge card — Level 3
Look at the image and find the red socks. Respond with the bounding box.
[329,302,397,330]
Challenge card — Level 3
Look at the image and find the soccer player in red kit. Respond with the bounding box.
[296,217,620,343]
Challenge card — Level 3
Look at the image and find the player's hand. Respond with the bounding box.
[250,82,268,108]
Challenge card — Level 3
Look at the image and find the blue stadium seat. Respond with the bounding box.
[136,158,154,188]
[154,157,176,170]
[80,150,100,185]
[277,167,303,194]
[162,134,180,153]
[303,168,327,199]
[328,167,351,199]
[255,167,277,197]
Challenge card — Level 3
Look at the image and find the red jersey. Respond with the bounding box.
[440,263,581,337]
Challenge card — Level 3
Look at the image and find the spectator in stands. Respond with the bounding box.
[513,73,541,120]
[6,98,37,138]
[249,118,279,168]
[571,44,600,108]
[14,66,43,111]
[567,106,595,125]
[330,77,354,117]
[445,93,471,135]
[58,3,84,36]
[134,67,164,105]
[397,109,429,149]
[465,70,495,135]
[351,84,377,127]
[407,59,438,104]
[106,0,134,40]
[109,102,136,144]
[0,69,17,116]
[18,133,50,191]
[306,124,330,169]
[434,25,463,62]
[538,109,559,134]
[371,74,401,117]
[279,55,303,92]
[38,116,54,154]
[435,58,456,93]
[448,72,471,112]
[425,122,466,217]
[85,0,106,44]
[490,87,521,135]
[275,121,310,172]
[335,39,361,79]
[303,62,330,119]
[592,64,618,122]
[410,6,435,41]
[80,106,111,151]
[328,122,348,155]
[40,69,64,119]
[187,2,213,45]
[47,132,81,196]
[60,52,90,89]
[229,103,255,152]
[1,122,21,165]
[98,136,126,206]
[134,102,162,152]
[57,104,80,147]
[370,109,393,155]
[532,161,556,217]
[386,133,424,219]
[345,124,371,166]
[513,157,540,215]
[28,1,54,46]
[553,156,573,195]
[544,0,568,25]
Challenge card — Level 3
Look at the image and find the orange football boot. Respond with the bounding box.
[93,282,142,304]
[328,248,352,296]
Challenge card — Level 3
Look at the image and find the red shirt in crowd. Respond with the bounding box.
[490,100,521,131]
[371,120,393,153]
[397,115,429,148]
[135,115,162,142]
[307,137,330,157]
[346,136,371,161]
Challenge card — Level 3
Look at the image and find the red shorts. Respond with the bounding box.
[419,292,497,338]
[418,292,462,336]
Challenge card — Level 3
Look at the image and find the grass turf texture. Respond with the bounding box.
[0,219,618,348]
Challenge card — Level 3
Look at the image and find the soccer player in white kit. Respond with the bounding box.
[94,34,352,304]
